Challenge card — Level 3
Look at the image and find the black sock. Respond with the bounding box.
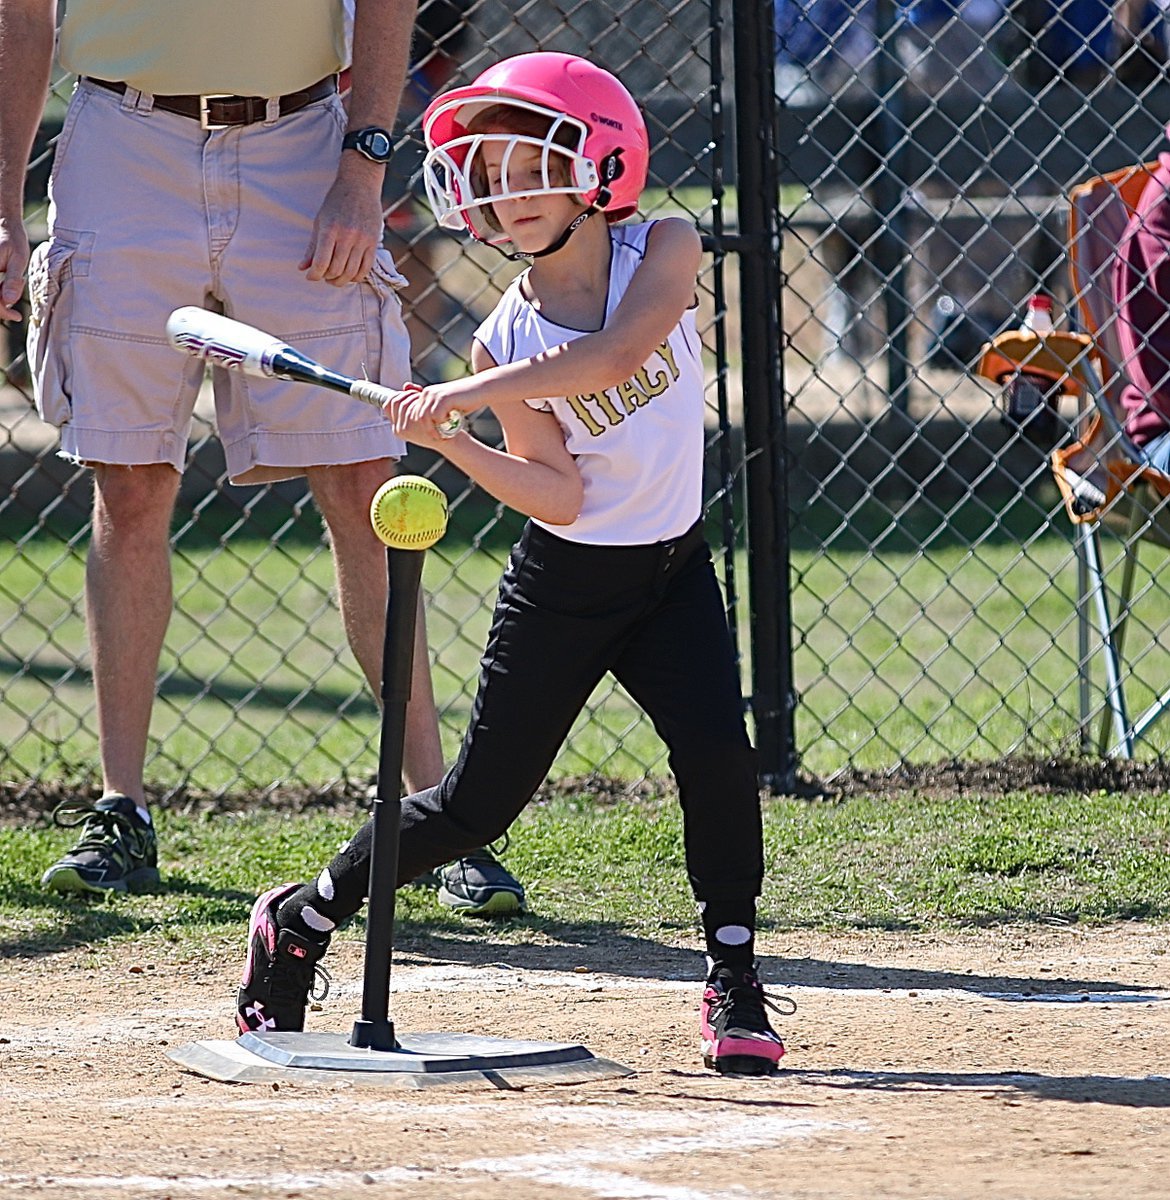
[700,897,756,974]
[276,817,375,939]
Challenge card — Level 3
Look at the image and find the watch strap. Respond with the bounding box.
[342,127,393,163]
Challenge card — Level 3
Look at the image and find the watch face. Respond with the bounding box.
[346,128,392,162]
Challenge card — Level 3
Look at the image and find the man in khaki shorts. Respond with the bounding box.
[0,0,524,914]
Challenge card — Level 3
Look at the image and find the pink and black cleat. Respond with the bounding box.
[700,963,793,1076]
[236,884,330,1034]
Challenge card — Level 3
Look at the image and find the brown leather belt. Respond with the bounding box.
[85,75,337,129]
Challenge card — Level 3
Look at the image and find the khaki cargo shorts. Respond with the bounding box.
[27,79,410,485]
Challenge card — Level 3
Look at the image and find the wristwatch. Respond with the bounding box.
[342,127,394,164]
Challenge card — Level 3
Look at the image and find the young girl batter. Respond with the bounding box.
[236,51,789,1075]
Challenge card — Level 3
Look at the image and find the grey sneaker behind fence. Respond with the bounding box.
[41,795,160,896]
[436,847,526,917]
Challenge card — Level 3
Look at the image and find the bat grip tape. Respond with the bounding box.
[350,379,394,408]
[351,380,464,439]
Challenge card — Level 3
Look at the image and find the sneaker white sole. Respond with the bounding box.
[41,865,160,896]
[436,886,525,917]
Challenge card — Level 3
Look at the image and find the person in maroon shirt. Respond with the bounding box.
[1115,144,1170,474]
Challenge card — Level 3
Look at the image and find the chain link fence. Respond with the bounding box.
[0,0,745,796]
[8,1,1170,798]
[778,0,1170,778]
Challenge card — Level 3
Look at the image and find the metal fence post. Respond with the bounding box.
[733,0,797,791]
[872,0,911,411]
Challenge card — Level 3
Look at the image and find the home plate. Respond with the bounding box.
[169,1030,634,1089]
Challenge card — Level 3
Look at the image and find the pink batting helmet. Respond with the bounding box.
[421,52,650,242]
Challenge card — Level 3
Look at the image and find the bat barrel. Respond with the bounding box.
[165,306,288,375]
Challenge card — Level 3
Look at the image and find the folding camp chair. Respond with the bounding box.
[1051,164,1170,756]
[976,162,1170,757]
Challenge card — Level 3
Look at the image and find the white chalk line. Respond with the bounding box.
[982,991,1170,1004]
[327,965,1170,1006]
[0,1110,860,1198]
[0,1167,423,1193]
[6,965,1166,1053]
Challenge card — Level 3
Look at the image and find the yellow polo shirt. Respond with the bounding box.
[58,0,347,97]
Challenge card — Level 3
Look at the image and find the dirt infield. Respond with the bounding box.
[2,922,1168,1199]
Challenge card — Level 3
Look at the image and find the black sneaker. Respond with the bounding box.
[41,795,160,896]
[700,962,794,1076]
[436,847,526,917]
[236,884,331,1034]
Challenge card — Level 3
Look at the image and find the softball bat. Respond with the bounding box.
[165,307,463,437]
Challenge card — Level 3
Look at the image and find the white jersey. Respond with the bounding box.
[474,222,705,546]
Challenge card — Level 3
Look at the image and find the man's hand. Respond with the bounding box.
[300,160,386,286]
[0,216,30,321]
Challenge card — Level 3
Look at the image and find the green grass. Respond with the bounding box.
[7,468,1170,790]
[0,520,675,790]
[790,528,1092,772]
[769,789,1170,926]
[780,485,1170,774]
[4,788,1170,956]
[7,503,1170,790]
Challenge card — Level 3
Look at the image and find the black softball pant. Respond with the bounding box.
[396,519,764,903]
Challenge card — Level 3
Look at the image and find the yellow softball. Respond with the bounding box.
[369,476,449,550]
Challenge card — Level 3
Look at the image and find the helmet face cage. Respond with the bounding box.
[422,99,599,243]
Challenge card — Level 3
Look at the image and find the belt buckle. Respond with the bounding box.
[199,93,234,131]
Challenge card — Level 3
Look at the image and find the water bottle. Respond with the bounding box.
[1004,293,1063,448]
[1022,293,1054,335]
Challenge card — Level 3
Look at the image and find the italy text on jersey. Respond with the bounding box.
[564,340,681,436]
